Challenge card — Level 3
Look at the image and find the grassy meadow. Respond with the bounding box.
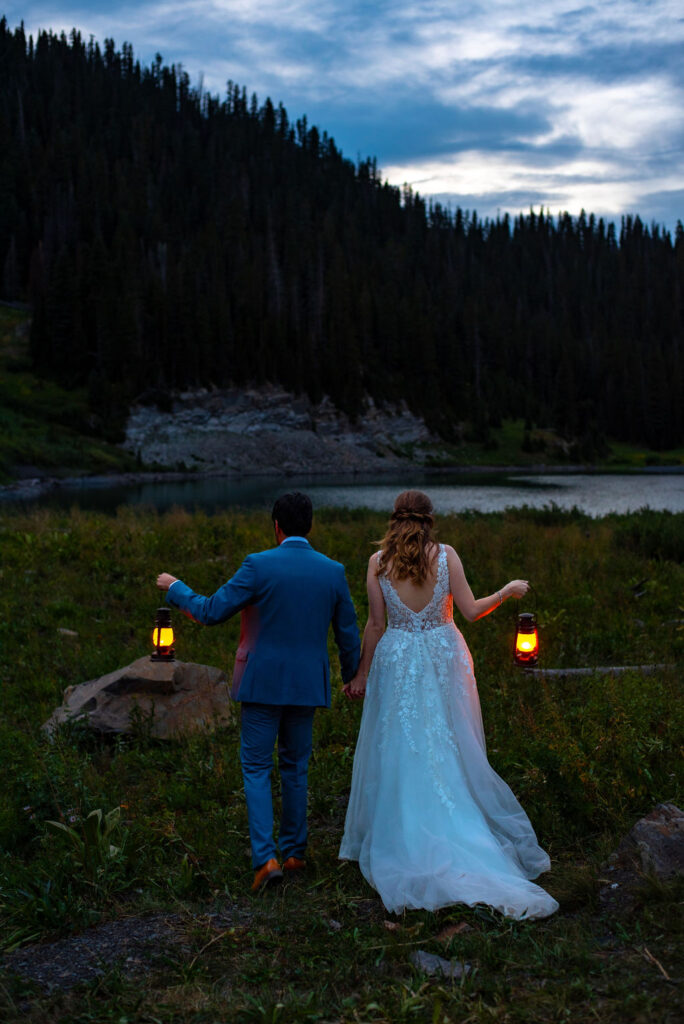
[0,503,682,1023]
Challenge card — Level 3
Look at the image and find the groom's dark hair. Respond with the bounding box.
[272,492,313,537]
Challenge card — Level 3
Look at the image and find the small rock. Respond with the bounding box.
[435,922,472,942]
[57,628,79,638]
[600,803,684,906]
[410,950,471,980]
[610,803,684,880]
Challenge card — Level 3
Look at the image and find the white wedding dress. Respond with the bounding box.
[339,545,558,919]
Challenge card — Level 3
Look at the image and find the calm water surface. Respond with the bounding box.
[8,470,684,516]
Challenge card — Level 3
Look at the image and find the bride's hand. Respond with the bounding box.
[504,579,530,599]
[343,675,367,700]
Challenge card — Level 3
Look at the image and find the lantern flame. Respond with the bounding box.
[515,632,538,655]
[152,626,174,649]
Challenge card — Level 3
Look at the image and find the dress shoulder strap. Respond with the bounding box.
[435,543,449,587]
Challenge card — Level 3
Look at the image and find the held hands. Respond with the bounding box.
[503,579,530,600]
[156,573,178,592]
[343,674,367,700]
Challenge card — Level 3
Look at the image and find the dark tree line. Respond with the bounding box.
[1,19,683,449]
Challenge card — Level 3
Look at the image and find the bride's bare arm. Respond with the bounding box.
[343,553,386,699]
[446,545,529,622]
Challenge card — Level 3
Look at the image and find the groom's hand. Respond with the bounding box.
[343,676,367,700]
[156,572,178,591]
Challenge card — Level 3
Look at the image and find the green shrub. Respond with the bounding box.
[611,508,684,562]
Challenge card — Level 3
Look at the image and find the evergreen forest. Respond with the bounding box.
[1,19,683,452]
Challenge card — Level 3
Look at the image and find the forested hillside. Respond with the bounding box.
[1,19,683,451]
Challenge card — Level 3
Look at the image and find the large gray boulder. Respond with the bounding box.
[122,384,439,474]
[43,657,232,739]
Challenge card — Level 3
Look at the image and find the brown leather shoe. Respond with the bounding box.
[282,856,306,873]
[251,858,283,892]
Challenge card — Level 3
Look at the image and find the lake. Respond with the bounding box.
[6,469,684,516]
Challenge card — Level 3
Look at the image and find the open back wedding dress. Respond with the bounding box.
[339,545,558,919]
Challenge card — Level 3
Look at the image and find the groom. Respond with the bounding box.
[156,492,360,891]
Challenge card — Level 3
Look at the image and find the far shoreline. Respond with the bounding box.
[2,461,683,505]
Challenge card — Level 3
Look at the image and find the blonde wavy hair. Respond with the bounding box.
[376,490,437,585]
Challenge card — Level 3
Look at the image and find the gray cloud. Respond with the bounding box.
[5,0,684,228]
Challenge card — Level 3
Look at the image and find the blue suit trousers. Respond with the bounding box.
[240,703,316,868]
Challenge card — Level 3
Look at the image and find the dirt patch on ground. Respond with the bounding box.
[2,913,186,992]
[1,902,250,993]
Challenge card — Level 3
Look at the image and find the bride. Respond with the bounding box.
[339,490,558,920]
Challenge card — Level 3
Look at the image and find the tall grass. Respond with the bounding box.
[0,505,682,1022]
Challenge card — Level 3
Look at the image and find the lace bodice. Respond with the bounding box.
[378,544,453,631]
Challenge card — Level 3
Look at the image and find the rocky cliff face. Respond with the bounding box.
[123,385,437,475]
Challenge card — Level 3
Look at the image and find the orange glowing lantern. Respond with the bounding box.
[151,607,175,662]
[514,611,538,667]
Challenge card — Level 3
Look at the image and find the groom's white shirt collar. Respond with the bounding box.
[280,536,310,545]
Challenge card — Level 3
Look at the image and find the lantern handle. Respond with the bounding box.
[523,582,537,610]
[512,582,537,616]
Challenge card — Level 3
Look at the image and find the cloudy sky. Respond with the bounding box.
[6,1,684,229]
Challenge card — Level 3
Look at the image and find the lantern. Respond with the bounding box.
[151,607,175,661]
[514,611,538,667]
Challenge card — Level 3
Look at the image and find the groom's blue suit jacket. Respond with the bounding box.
[166,539,360,707]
